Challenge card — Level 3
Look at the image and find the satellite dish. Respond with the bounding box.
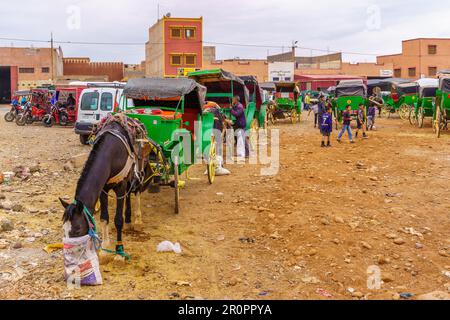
[166,12,171,17]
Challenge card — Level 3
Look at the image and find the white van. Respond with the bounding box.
[75,83,125,145]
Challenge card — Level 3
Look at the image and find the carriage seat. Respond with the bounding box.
[133,108,183,120]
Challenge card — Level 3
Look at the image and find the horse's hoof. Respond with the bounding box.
[134,221,144,231]
[98,251,113,265]
[113,255,127,264]
[124,223,134,232]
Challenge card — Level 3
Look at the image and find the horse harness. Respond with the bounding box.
[93,115,151,189]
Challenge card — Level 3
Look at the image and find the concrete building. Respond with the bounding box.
[204,58,269,82]
[145,16,203,77]
[377,38,450,79]
[0,46,63,102]
[63,57,124,82]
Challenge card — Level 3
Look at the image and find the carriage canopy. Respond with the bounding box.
[419,86,438,98]
[335,82,367,98]
[397,82,419,95]
[440,77,450,92]
[188,69,249,106]
[239,75,263,108]
[123,78,207,110]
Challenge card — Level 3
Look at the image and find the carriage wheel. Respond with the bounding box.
[249,118,259,151]
[291,109,298,124]
[268,111,275,126]
[174,159,181,214]
[207,135,217,185]
[417,108,425,128]
[409,108,416,126]
[398,104,410,121]
[435,108,442,138]
[380,106,390,118]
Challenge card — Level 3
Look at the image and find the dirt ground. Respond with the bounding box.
[0,104,449,300]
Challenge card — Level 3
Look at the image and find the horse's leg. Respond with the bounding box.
[99,191,111,248]
[124,192,133,231]
[113,183,127,262]
[134,192,143,227]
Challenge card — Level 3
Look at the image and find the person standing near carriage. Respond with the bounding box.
[355,104,368,139]
[337,105,355,144]
[203,101,231,176]
[317,95,327,130]
[304,92,311,112]
[231,95,249,159]
[367,103,377,131]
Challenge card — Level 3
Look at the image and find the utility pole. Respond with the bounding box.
[50,32,54,84]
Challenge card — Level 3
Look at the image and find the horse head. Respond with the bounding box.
[60,198,89,238]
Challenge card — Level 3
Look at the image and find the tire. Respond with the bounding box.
[207,135,216,185]
[42,115,54,128]
[15,114,27,126]
[398,104,410,121]
[60,114,68,126]
[381,106,391,119]
[4,112,15,122]
[79,134,90,145]
[435,108,442,138]
[25,115,34,125]
[417,108,424,128]
[291,109,298,124]
[174,159,180,214]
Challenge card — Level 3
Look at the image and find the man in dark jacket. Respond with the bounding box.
[231,96,248,158]
[317,95,327,130]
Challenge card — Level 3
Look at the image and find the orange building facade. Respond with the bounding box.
[377,38,450,79]
[146,16,203,78]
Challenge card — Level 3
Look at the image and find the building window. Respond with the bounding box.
[170,54,182,66]
[394,68,402,78]
[19,68,35,74]
[42,67,50,73]
[184,27,196,40]
[408,67,416,77]
[428,45,437,55]
[184,54,196,66]
[170,28,182,39]
[428,67,437,77]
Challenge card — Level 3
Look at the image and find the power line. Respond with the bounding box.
[0,36,382,56]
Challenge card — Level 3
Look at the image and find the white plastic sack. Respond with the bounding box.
[157,241,182,254]
[63,234,103,286]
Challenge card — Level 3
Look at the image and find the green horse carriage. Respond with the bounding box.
[270,82,302,124]
[121,78,217,213]
[239,75,269,129]
[409,81,438,128]
[434,76,450,138]
[188,69,265,131]
[378,79,419,120]
[332,80,367,129]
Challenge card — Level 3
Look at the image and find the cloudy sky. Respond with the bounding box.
[0,0,449,64]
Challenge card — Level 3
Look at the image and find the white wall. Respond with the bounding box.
[268,62,294,82]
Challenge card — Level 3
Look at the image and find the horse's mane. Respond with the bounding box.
[75,122,129,196]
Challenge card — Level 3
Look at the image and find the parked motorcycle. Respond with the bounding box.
[42,103,74,127]
[4,102,23,122]
[15,103,47,126]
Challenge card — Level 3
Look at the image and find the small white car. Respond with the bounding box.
[75,83,125,145]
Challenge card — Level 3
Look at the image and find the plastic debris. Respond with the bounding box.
[400,293,414,300]
[44,243,64,254]
[157,241,182,254]
[316,288,333,298]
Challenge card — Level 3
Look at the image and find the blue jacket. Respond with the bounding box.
[231,103,246,129]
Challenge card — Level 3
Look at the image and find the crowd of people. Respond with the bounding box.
[303,92,380,147]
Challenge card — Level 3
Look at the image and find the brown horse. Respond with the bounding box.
[60,119,151,260]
